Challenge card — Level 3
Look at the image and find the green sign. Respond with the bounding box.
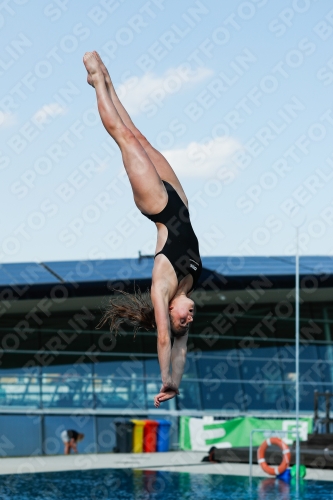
[179,416,313,451]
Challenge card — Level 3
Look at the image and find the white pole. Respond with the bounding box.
[295,227,300,491]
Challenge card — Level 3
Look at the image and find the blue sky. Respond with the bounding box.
[2,0,333,263]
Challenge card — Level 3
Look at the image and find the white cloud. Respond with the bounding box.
[0,104,66,130]
[162,136,243,178]
[33,103,67,119]
[0,112,17,129]
[95,161,108,173]
[117,66,213,116]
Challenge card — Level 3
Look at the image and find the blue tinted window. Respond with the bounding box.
[94,358,145,409]
[283,343,319,361]
[94,358,144,378]
[242,381,287,411]
[144,359,160,380]
[95,377,145,409]
[197,351,241,381]
[317,345,333,384]
[182,354,199,379]
[240,349,286,411]
[177,381,201,411]
[200,381,244,411]
[42,362,93,408]
[0,374,40,407]
[241,360,283,384]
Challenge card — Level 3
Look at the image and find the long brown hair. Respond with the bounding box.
[96,288,156,335]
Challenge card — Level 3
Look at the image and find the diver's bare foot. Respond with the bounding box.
[93,51,110,79]
[83,52,101,75]
[92,51,116,97]
[154,389,177,407]
[87,73,94,87]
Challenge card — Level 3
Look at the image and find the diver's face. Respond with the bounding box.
[169,296,194,334]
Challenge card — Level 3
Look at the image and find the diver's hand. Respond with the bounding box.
[154,389,178,408]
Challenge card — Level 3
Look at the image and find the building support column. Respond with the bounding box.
[323,307,333,384]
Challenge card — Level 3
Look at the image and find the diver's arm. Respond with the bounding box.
[171,333,188,389]
[153,332,186,408]
[151,283,173,387]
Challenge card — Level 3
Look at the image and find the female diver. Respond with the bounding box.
[83,52,202,408]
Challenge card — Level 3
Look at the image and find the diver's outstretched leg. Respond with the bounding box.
[83,52,166,215]
[90,51,188,208]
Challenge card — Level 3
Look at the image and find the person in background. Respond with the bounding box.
[201,446,219,463]
[60,429,85,454]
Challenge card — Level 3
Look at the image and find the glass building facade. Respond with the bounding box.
[1,301,332,413]
[0,256,332,455]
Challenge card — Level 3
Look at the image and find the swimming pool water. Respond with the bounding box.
[0,469,332,500]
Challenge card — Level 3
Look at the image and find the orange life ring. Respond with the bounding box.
[257,437,291,476]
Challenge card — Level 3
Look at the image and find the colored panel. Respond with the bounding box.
[179,416,191,451]
[179,416,313,451]
[0,262,59,285]
[114,420,134,453]
[0,414,41,456]
[143,420,158,452]
[44,258,154,283]
[155,419,171,452]
[201,256,333,277]
[1,256,333,288]
[96,416,116,453]
[132,419,145,453]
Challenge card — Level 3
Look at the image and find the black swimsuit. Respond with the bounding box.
[141,180,202,291]
[67,430,79,441]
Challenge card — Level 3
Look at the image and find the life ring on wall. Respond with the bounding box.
[257,437,291,476]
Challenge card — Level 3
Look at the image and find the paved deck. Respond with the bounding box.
[0,452,332,482]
